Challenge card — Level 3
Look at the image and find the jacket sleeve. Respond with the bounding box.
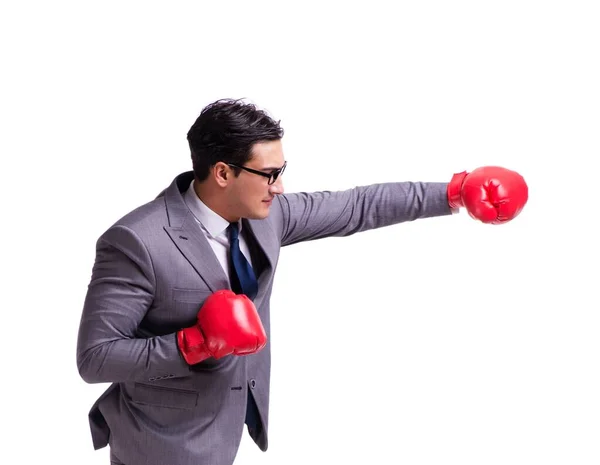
[276,181,453,247]
[76,224,191,384]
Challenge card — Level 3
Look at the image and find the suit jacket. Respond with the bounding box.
[76,171,453,465]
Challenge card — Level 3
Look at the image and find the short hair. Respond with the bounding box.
[187,98,284,181]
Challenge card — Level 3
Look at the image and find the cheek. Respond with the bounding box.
[238,183,264,206]
[249,183,268,199]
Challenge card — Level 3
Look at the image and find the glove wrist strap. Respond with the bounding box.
[177,326,212,365]
[447,171,468,209]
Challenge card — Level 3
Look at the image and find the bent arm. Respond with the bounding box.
[76,225,190,384]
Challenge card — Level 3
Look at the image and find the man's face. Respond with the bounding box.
[227,140,286,220]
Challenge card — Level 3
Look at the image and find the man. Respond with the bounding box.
[76,98,528,465]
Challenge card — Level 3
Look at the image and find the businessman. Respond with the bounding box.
[76,98,528,465]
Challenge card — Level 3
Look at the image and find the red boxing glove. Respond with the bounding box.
[177,290,267,365]
[447,166,528,224]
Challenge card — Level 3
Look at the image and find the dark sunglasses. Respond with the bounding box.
[227,161,287,185]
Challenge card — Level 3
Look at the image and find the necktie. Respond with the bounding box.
[227,222,261,435]
[227,222,258,301]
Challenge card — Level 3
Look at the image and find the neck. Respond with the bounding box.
[193,179,240,223]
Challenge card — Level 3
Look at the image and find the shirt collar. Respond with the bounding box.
[184,180,242,238]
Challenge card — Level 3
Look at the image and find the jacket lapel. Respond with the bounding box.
[161,172,230,293]
[160,172,279,299]
[244,218,278,303]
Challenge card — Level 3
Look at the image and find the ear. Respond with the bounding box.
[213,162,230,187]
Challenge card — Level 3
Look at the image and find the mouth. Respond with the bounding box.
[262,198,274,204]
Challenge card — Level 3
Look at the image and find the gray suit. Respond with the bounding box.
[77,171,453,465]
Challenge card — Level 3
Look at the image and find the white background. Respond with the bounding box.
[1,1,599,464]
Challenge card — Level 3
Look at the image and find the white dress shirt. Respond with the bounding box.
[183,181,255,282]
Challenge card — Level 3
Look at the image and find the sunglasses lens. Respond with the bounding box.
[269,163,286,185]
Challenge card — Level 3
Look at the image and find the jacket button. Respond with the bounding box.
[250,379,256,389]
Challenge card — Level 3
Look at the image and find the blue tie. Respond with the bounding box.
[227,222,261,435]
[227,222,258,301]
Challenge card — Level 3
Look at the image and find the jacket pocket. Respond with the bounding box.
[170,288,214,324]
[172,288,213,304]
[132,382,199,409]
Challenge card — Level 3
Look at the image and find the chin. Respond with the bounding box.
[246,206,271,220]
[251,211,270,220]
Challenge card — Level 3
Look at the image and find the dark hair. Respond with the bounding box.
[187,98,284,181]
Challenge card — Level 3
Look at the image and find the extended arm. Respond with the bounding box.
[277,165,528,246]
[278,181,451,246]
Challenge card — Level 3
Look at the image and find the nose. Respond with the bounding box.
[269,177,284,195]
